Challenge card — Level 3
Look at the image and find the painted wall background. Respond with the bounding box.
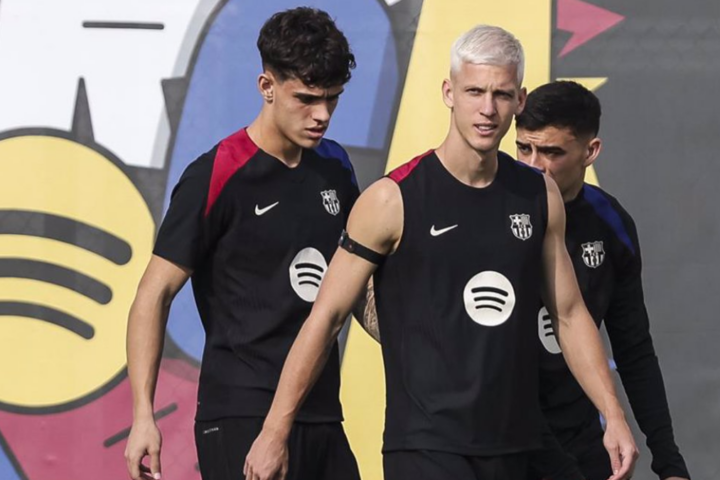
[0,0,717,479]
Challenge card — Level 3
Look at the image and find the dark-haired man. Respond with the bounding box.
[124,7,365,480]
[516,81,690,480]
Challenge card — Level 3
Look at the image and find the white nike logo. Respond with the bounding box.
[255,202,280,216]
[430,224,458,236]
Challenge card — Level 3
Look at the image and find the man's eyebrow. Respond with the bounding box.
[537,145,566,154]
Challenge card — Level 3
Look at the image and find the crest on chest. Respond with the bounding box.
[509,213,533,241]
[320,189,340,216]
[581,241,605,268]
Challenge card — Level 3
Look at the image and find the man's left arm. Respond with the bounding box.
[351,277,379,342]
[540,176,639,480]
[605,217,689,480]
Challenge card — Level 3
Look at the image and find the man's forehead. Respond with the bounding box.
[454,62,520,87]
[287,80,344,96]
[517,126,574,144]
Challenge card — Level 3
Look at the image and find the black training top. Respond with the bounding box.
[154,128,359,422]
[375,150,548,455]
[537,184,689,479]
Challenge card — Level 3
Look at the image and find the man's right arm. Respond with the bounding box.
[243,178,403,480]
[124,256,191,480]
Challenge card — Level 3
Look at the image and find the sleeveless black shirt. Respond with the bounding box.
[375,150,547,455]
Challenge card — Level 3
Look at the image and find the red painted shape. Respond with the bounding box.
[0,360,200,480]
[205,127,258,216]
[388,150,433,183]
[557,0,624,57]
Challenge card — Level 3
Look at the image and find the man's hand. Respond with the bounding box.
[244,428,289,480]
[603,416,639,480]
[124,419,162,480]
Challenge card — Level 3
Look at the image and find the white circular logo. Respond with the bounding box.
[289,248,328,302]
[463,271,516,327]
[538,306,562,354]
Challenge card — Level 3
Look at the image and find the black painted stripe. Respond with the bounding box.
[0,258,112,304]
[103,403,178,447]
[83,21,164,30]
[0,302,94,339]
[0,210,132,265]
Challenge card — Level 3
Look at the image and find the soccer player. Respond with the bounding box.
[244,25,638,480]
[124,7,370,480]
[516,81,690,480]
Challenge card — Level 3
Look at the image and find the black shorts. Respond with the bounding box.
[527,424,611,480]
[195,417,360,480]
[384,450,529,480]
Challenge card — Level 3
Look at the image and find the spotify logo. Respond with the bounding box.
[538,306,562,354]
[0,133,154,410]
[463,271,516,327]
[289,247,328,302]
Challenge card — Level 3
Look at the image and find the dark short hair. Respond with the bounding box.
[516,81,601,138]
[257,7,356,88]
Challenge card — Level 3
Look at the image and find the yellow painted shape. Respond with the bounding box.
[0,135,154,408]
[341,2,553,479]
[340,323,385,480]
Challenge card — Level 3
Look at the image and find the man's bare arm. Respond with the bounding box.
[540,176,638,479]
[351,277,380,342]
[124,255,190,480]
[244,178,402,480]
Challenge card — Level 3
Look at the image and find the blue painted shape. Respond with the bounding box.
[165,0,398,361]
[0,435,23,480]
[315,138,357,186]
[583,185,636,255]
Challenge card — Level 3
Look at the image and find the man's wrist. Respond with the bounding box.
[600,399,625,423]
[262,414,293,440]
[133,402,156,422]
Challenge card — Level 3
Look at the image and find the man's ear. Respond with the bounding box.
[584,137,602,167]
[258,70,275,103]
[442,77,454,109]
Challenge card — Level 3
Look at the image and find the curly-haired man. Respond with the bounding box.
[125,8,364,480]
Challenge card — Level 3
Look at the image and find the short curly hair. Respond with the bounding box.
[257,7,356,88]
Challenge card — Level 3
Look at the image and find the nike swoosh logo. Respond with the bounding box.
[255,202,279,216]
[430,224,458,236]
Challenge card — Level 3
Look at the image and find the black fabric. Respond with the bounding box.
[375,151,548,455]
[338,229,386,265]
[533,184,689,479]
[384,450,529,480]
[195,418,360,480]
[154,129,359,422]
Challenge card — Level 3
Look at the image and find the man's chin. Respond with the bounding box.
[470,139,501,156]
[296,136,323,149]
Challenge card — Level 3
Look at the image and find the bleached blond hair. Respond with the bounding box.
[450,25,525,84]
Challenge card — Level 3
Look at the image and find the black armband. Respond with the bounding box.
[338,230,386,265]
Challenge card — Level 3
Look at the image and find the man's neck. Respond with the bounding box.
[247,113,302,167]
[435,128,499,188]
[563,181,585,204]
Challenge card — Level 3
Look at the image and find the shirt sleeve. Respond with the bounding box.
[153,152,220,270]
[604,214,690,479]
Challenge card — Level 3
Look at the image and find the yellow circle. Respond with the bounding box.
[0,134,154,408]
